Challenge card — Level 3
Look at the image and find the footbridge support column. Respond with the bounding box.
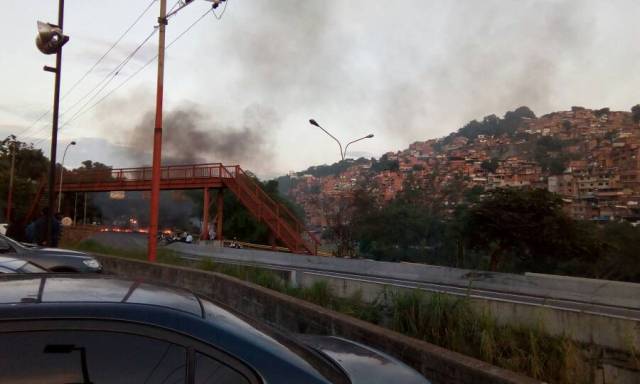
[201,187,210,240]
[216,189,224,245]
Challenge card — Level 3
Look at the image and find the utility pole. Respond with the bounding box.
[83,192,87,225]
[146,0,225,260]
[6,140,16,223]
[35,0,69,245]
[148,0,168,262]
[73,192,78,226]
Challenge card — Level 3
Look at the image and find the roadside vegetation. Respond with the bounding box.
[327,184,640,282]
[67,238,595,383]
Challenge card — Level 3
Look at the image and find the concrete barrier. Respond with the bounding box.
[168,244,640,310]
[95,254,540,384]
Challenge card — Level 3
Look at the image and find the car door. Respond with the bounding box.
[0,319,260,384]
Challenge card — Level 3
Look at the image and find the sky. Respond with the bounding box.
[1,0,640,179]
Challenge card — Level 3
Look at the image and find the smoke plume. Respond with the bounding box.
[92,0,639,175]
[208,0,600,140]
[124,103,279,172]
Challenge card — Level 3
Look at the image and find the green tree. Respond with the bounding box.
[0,137,49,222]
[592,222,640,282]
[464,188,584,272]
[594,107,610,117]
[632,104,640,123]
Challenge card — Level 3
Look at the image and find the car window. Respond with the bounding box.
[194,352,250,384]
[0,330,187,384]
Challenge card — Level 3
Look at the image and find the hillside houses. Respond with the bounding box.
[287,107,640,226]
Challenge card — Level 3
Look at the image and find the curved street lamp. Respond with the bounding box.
[57,140,76,212]
[344,134,375,160]
[309,119,374,161]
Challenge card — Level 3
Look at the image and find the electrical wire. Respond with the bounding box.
[61,0,158,99]
[167,0,182,15]
[212,0,229,20]
[52,7,216,133]
[28,28,158,148]
[30,3,221,149]
[15,0,159,142]
[60,28,158,125]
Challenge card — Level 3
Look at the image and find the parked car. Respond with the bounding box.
[0,233,102,273]
[0,275,429,384]
[0,256,48,274]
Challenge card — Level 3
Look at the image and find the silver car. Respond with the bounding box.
[0,234,102,273]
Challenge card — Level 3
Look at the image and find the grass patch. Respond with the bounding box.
[386,290,587,383]
[197,258,287,291]
[72,239,184,266]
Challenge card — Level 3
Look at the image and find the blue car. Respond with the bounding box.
[0,275,429,384]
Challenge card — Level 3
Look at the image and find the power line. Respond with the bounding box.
[28,27,158,148]
[14,0,158,142]
[54,7,216,132]
[60,28,158,124]
[28,1,227,149]
[29,5,216,150]
[50,0,204,137]
[212,0,230,20]
[61,0,158,100]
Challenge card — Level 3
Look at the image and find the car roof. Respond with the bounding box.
[0,275,208,316]
[0,275,334,384]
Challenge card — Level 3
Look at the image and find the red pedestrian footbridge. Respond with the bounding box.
[29,163,319,255]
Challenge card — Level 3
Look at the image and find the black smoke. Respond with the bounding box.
[126,103,279,169]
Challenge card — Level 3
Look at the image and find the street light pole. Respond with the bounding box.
[148,0,168,262]
[309,119,374,161]
[343,134,375,160]
[6,140,16,223]
[309,119,344,161]
[57,141,76,212]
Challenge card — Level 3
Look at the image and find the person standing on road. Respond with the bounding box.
[51,213,62,247]
[33,208,61,247]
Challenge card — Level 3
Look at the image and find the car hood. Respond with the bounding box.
[298,335,429,384]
